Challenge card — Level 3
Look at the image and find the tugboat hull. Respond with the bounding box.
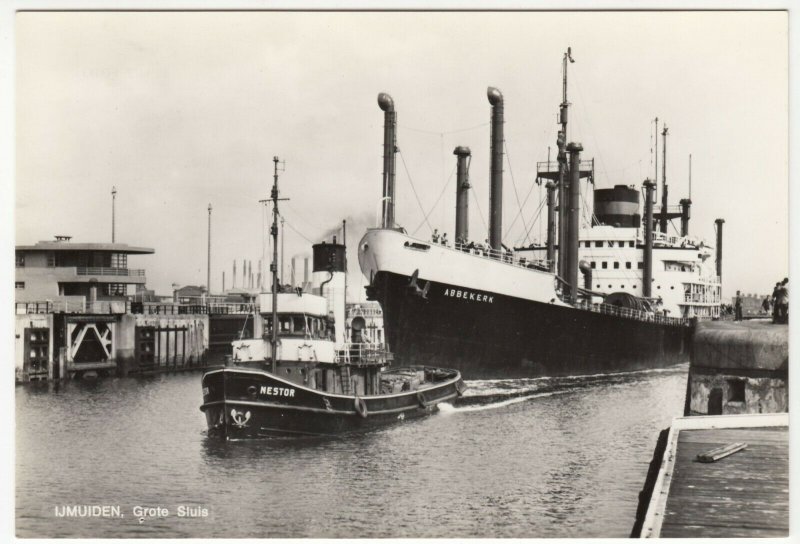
[201,367,463,439]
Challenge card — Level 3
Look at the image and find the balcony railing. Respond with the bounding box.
[76,267,145,277]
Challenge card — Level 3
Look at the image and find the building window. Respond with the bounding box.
[15,281,24,289]
[626,262,632,269]
[47,252,56,267]
[590,261,596,269]
[595,241,603,248]
[637,262,644,270]
[107,283,126,296]
[613,262,620,269]
[111,253,128,269]
[602,262,608,269]
[727,379,746,403]
[15,253,24,267]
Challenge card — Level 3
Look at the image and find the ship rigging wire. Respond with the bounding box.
[503,140,531,245]
[398,150,435,235]
[411,163,457,236]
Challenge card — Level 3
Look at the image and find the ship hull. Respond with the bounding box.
[200,367,463,439]
[369,270,692,379]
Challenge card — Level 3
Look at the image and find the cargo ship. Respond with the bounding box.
[358,50,722,379]
[200,158,464,439]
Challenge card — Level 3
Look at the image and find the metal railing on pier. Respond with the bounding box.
[131,302,256,315]
[15,300,129,315]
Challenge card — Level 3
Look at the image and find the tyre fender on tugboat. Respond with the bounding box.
[354,396,368,418]
[417,391,427,408]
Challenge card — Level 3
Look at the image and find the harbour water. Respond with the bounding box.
[16,363,688,538]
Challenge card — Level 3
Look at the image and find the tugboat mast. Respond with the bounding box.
[270,156,282,374]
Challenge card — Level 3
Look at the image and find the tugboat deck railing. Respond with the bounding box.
[335,343,392,366]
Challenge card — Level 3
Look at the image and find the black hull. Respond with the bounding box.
[200,367,463,439]
[371,271,693,379]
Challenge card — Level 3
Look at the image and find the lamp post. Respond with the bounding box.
[111,186,117,242]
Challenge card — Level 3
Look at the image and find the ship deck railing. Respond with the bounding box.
[442,241,552,272]
[648,231,709,250]
[684,293,722,303]
[334,342,392,366]
[574,299,690,327]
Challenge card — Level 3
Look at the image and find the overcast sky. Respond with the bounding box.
[13,10,788,300]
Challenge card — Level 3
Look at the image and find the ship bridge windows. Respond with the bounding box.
[263,314,330,339]
[638,262,644,269]
[595,241,603,248]
[629,241,635,247]
[584,241,591,248]
[590,261,596,269]
[626,262,632,269]
[613,262,620,269]
[602,262,608,269]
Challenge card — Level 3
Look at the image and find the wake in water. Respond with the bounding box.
[454,363,688,408]
[439,390,571,414]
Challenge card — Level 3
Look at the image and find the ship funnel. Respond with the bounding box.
[546,181,556,272]
[642,179,656,298]
[454,146,471,244]
[715,218,725,281]
[487,87,504,250]
[565,142,583,303]
[378,93,397,229]
[313,241,347,346]
[680,198,692,236]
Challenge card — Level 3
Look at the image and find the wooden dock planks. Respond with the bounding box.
[659,426,788,538]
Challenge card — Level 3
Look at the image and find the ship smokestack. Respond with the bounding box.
[679,198,691,236]
[659,125,669,233]
[487,87,504,250]
[546,181,556,272]
[566,142,583,303]
[715,218,725,281]
[643,179,656,298]
[454,146,471,244]
[378,93,397,229]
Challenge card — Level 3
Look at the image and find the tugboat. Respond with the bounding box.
[200,157,464,439]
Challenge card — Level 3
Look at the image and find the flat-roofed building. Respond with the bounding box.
[15,235,154,311]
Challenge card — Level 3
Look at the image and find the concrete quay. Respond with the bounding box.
[14,303,254,383]
[632,319,789,537]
